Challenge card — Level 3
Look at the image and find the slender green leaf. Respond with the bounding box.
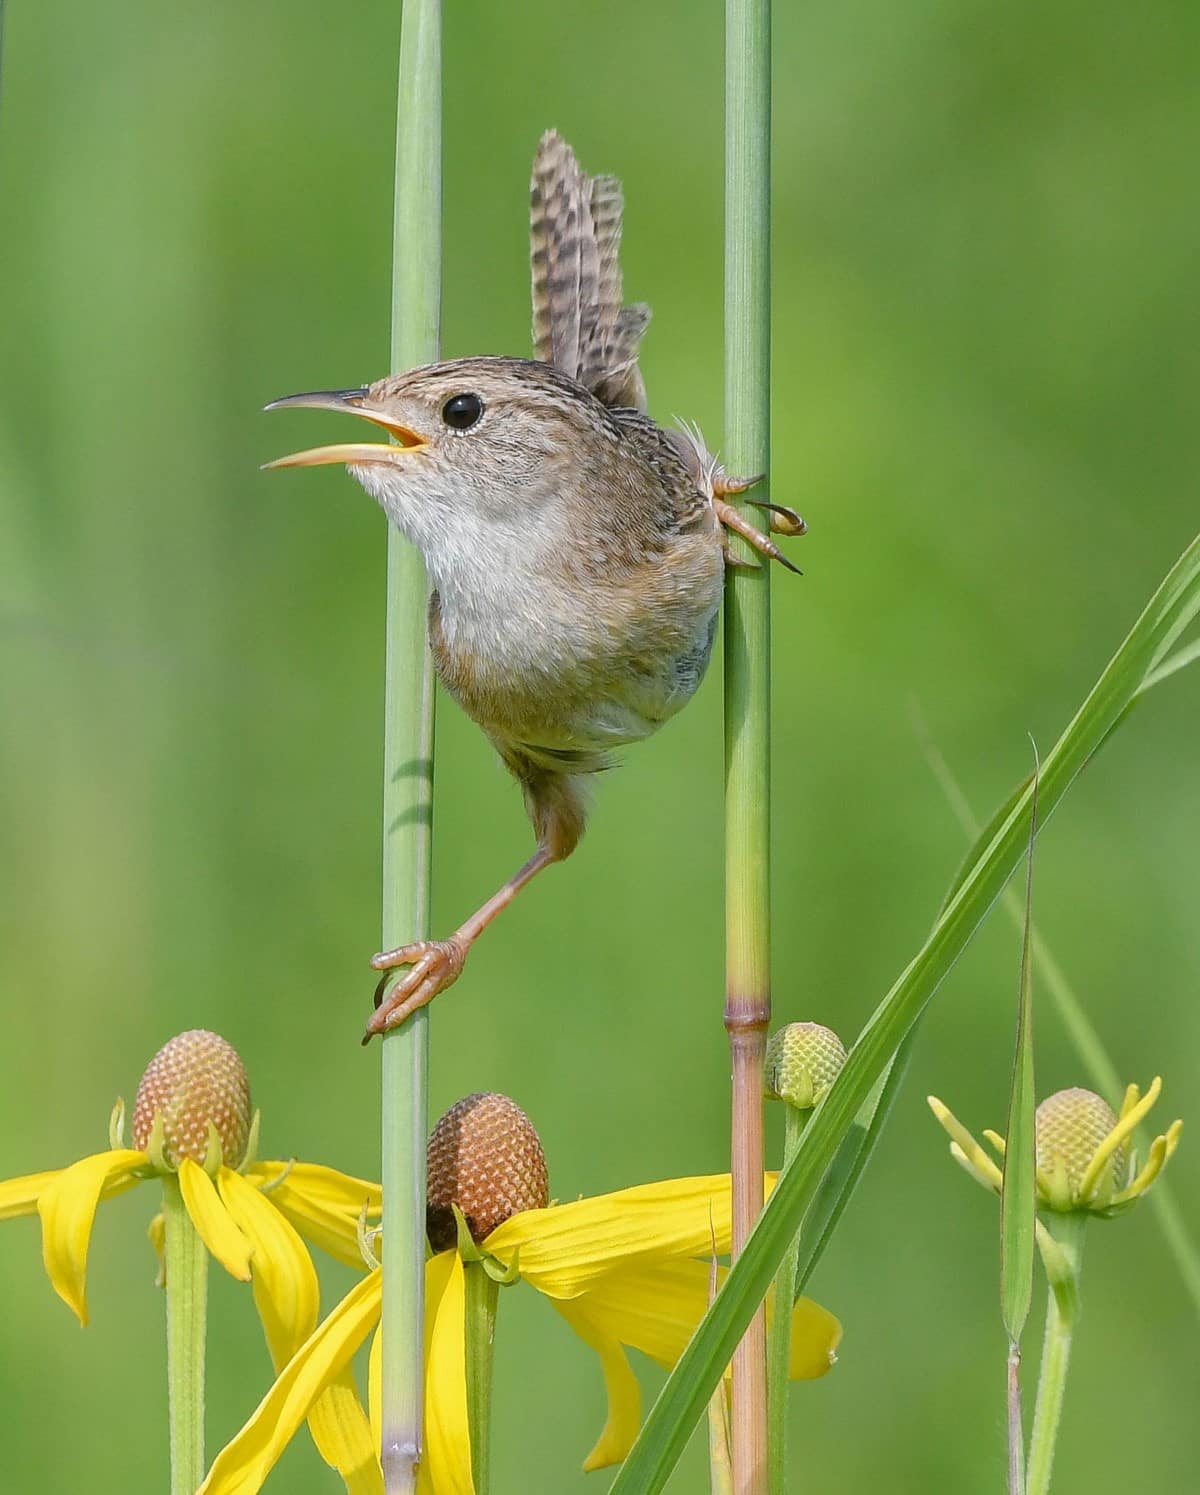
[1000,753,1039,1344]
[608,532,1200,1495]
[791,1027,917,1297]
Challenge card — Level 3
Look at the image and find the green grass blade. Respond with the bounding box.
[1000,754,1038,1345]
[607,531,1200,1495]
[791,1025,917,1297]
[1138,634,1200,693]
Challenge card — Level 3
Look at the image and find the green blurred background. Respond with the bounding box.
[2,1,1197,1489]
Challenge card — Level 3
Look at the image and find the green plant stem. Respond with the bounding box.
[724,0,773,1490]
[379,3,440,1492]
[162,1174,207,1495]
[766,1106,806,1495]
[463,1263,500,1495]
[1027,1215,1087,1495]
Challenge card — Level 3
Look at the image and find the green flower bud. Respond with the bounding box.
[1036,1088,1124,1211]
[764,1023,847,1110]
[931,1077,1182,1219]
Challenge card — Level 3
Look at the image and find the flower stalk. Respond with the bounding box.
[1026,1213,1087,1495]
[378,1,441,1490]
[163,1173,209,1495]
[724,0,774,1486]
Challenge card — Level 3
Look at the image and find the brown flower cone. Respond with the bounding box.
[132,1029,252,1169]
[427,1092,549,1252]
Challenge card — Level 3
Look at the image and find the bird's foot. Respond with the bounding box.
[713,474,806,574]
[363,937,468,1042]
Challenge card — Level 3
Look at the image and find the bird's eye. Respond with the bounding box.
[441,393,484,431]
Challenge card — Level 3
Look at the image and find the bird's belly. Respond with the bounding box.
[429,576,720,758]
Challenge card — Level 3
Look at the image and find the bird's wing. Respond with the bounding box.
[530,130,651,411]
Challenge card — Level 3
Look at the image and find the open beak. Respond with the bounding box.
[262,387,428,469]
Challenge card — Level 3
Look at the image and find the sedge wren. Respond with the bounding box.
[266,131,803,1039]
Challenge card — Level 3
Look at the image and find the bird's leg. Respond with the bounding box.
[363,844,558,1040]
[713,471,806,573]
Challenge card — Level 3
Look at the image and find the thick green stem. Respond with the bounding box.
[163,1175,207,1495]
[724,0,773,1491]
[766,1106,805,1495]
[463,1264,500,1495]
[379,3,441,1492]
[1026,1215,1087,1495]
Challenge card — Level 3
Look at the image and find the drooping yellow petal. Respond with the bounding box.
[2,1159,144,1223]
[424,1250,474,1495]
[784,1294,843,1379]
[36,1149,146,1324]
[216,1168,381,1491]
[363,1260,461,1495]
[568,1258,841,1381]
[245,1161,381,1271]
[550,1297,643,1471]
[368,1327,382,1453]
[179,1158,252,1282]
[486,1175,776,1297]
[218,1165,318,1364]
[0,1170,67,1220]
[307,1367,385,1495]
[200,1270,383,1495]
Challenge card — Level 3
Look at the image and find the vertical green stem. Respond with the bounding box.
[162,1174,207,1495]
[463,1264,500,1495]
[379,2,441,1491]
[1027,1216,1087,1495]
[766,1106,805,1495]
[724,0,773,1489]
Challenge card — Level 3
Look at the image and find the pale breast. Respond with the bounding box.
[428,528,722,764]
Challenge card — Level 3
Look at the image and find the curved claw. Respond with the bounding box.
[712,471,807,538]
[362,938,467,1042]
[716,498,802,575]
[756,500,807,537]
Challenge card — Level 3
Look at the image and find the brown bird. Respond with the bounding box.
[266,131,802,1039]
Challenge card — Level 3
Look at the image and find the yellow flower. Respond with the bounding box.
[202,1092,842,1495]
[928,1076,1182,1217]
[0,1030,385,1494]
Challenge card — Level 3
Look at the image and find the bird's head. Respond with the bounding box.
[265,356,613,568]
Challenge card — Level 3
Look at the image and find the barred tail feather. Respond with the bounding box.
[529,130,650,410]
